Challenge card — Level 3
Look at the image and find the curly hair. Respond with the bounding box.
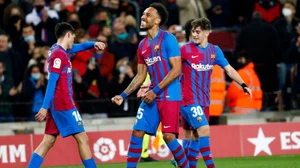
[150,3,169,26]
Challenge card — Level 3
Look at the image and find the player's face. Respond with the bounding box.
[192,26,210,45]
[140,7,160,30]
[66,31,75,50]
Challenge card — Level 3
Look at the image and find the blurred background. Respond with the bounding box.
[0,0,300,125]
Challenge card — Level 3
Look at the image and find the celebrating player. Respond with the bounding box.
[27,22,105,168]
[112,3,189,168]
[180,18,252,168]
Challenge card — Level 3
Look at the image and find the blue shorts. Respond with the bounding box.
[133,101,180,135]
[180,104,208,129]
[46,107,85,138]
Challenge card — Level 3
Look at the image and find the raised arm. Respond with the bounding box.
[67,41,106,54]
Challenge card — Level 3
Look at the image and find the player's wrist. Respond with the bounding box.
[241,83,248,88]
[152,86,162,95]
[120,92,127,100]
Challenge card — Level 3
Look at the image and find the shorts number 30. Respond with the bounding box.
[191,106,203,117]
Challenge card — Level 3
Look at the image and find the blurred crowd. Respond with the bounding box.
[0,0,300,122]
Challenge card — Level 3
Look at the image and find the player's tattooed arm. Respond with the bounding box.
[157,56,181,90]
[123,64,148,96]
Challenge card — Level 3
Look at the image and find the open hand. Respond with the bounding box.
[35,108,47,122]
[142,90,156,104]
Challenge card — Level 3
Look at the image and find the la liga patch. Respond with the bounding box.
[53,58,61,69]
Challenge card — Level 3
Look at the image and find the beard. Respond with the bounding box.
[140,21,155,30]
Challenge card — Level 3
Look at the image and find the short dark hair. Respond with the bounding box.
[0,33,11,42]
[55,22,75,39]
[22,23,33,30]
[184,19,195,40]
[191,18,211,31]
[150,3,168,26]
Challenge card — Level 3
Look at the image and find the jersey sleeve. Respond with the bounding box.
[214,45,229,68]
[49,50,66,74]
[137,42,145,64]
[165,33,181,58]
[180,45,186,61]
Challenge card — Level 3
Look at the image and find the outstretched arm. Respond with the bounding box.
[67,41,106,54]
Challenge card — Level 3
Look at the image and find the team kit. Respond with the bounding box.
[27,2,252,168]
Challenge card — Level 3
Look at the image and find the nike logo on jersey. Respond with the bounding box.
[164,125,171,128]
[142,50,147,54]
[191,55,199,58]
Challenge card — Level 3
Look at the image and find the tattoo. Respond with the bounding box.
[123,75,143,96]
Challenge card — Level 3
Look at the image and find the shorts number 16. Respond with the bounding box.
[191,106,203,117]
[72,111,82,122]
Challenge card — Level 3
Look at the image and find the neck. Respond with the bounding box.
[57,39,68,51]
[147,26,159,40]
[198,40,208,48]
[286,16,293,23]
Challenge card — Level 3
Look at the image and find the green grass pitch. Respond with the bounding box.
[47,155,300,168]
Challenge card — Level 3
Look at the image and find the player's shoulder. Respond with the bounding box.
[180,41,194,53]
[161,30,176,40]
[50,44,67,58]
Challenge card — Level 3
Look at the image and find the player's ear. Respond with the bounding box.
[155,17,161,26]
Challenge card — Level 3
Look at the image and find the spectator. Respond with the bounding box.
[95,34,115,82]
[226,51,263,114]
[253,0,281,23]
[88,9,109,39]
[78,0,101,29]
[25,0,59,46]
[228,0,255,26]
[207,0,230,27]
[67,12,82,30]
[15,24,43,65]
[0,33,24,88]
[0,0,12,28]
[3,3,24,47]
[273,1,299,110]
[0,60,14,122]
[20,64,47,121]
[235,12,280,107]
[109,57,135,116]
[110,17,137,61]
[176,0,211,26]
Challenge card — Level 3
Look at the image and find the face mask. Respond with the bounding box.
[24,35,35,42]
[31,73,41,80]
[54,3,61,12]
[11,15,21,24]
[69,20,80,29]
[117,33,128,41]
[97,20,107,27]
[119,66,125,74]
[8,42,12,48]
[178,42,185,47]
[282,8,292,17]
[35,5,44,13]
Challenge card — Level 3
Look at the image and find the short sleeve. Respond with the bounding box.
[214,46,229,68]
[137,42,146,65]
[180,45,186,61]
[49,50,66,74]
[165,33,181,58]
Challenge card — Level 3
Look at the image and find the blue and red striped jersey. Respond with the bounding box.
[48,44,75,110]
[181,42,229,107]
[137,30,181,101]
